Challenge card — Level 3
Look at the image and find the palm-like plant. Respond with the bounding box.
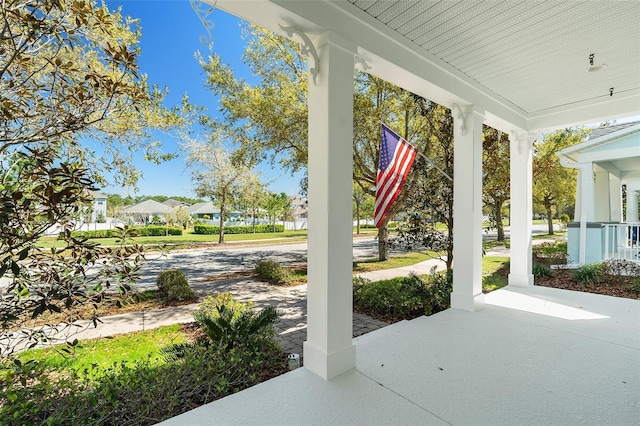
[201,305,278,351]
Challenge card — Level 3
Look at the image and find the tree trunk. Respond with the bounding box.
[377,218,390,261]
[218,197,225,244]
[545,202,554,235]
[495,199,505,241]
[356,201,361,235]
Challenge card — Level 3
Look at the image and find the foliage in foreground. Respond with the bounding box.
[1,296,286,425]
[353,271,452,322]
[1,0,186,363]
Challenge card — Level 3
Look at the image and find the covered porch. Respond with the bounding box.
[163,284,640,425]
[168,0,640,422]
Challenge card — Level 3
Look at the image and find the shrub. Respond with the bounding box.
[601,259,640,277]
[353,274,427,321]
[254,259,293,285]
[67,226,182,239]
[533,263,553,278]
[532,242,568,265]
[353,271,453,321]
[193,293,252,325]
[193,224,284,235]
[574,263,603,285]
[424,270,453,316]
[156,269,195,303]
[191,293,280,352]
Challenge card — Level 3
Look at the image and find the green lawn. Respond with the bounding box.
[353,251,443,273]
[37,229,310,250]
[482,256,510,292]
[17,324,187,377]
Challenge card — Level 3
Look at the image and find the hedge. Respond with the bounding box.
[67,226,182,239]
[193,224,284,235]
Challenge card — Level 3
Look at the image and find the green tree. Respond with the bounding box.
[533,129,587,235]
[263,192,290,231]
[483,127,511,241]
[237,173,268,232]
[0,0,183,362]
[182,137,251,243]
[353,182,374,234]
[198,24,308,176]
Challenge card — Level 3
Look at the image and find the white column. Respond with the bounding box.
[594,169,610,222]
[451,105,484,311]
[610,176,623,222]
[627,187,639,222]
[508,130,533,287]
[577,162,594,264]
[304,32,356,380]
[581,162,595,222]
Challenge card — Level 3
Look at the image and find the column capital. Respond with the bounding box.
[509,129,535,154]
[451,103,484,136]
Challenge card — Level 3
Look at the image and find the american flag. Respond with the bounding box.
[374,124,417,228]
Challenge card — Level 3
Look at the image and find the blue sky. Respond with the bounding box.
[100,0,303,198]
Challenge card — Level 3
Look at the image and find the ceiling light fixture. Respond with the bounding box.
[587,53,607,72]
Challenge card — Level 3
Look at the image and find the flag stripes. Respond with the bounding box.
[374,125,417,227]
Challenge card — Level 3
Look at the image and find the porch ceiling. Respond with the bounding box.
[215,0,640,131]
[349,0,640,116]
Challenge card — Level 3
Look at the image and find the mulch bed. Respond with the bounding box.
[534,269,639,300]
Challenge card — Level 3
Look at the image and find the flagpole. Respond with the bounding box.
[380,121,453,182]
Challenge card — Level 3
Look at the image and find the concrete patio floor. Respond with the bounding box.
[161,285,639,426]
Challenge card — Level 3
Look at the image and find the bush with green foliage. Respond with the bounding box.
[68,225,182,240]
[532,263,553,278]
[353,272,452,321]
[574,263,603,285]
[167,293,281,361]
[532,242,568,265]
[155,270,195,303]
[254,259,293,285]
[193,224,284,235]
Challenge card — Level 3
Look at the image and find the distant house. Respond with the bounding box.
[91,191,107,222]
[290,197,308,219]
[163,199,191,208]
[120,199,176,224]
[187,201,243,222]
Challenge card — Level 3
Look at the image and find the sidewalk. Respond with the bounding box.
[36,246,511,356]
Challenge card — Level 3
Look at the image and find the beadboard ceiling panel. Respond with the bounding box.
[348,0,640,115]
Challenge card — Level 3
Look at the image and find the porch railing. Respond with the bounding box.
[603,223,640,264]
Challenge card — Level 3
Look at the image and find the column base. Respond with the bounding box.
[450,292,484,312]
[508,273,534,287]
[303,341,356,380]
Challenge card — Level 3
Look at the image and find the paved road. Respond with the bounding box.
[134,236,381,290]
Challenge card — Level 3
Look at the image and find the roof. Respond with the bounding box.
[163,199,190,207]
[589,121,640,139]
[121,199,177,214]
[218,0,640,131]
[186,201,221,215]
[557,122,640,179]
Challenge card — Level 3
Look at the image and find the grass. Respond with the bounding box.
[482,256,510,292]
[16,324,187,377]
[37,229,310,250]
[353,251,442,273]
